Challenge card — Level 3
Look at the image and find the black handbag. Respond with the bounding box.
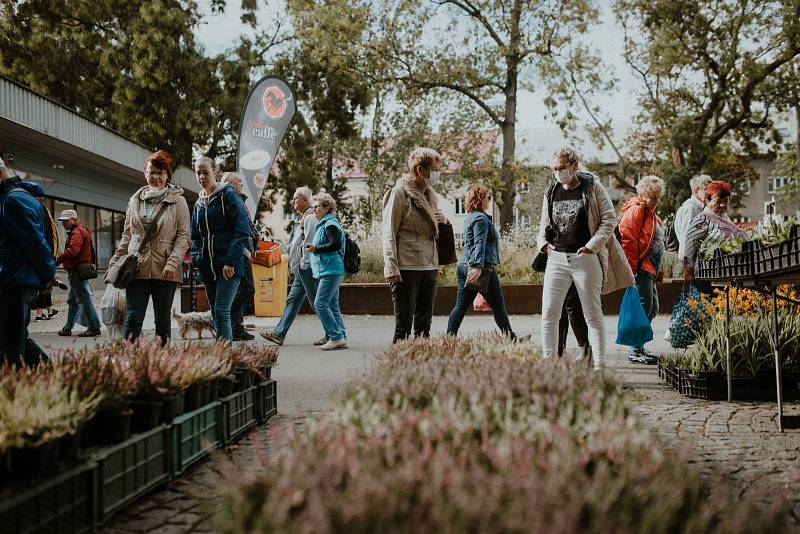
[465,266,492,292]
[531,251,547,272]
[105,203,169,289]
[76,229,98,280]
[436,222,458,265]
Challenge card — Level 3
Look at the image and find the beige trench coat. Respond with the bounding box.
[536,174,634,295]
[110,185,191,280]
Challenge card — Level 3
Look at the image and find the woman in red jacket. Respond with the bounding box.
[618,175,665,364]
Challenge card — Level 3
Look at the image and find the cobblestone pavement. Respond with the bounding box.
[74,315,800,532]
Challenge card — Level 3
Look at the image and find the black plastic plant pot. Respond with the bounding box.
[184,383,202,412]
[7,443,52,480]
[200,382,211,406]
[235,370,253,391]
[131,400,164,433]
[159,392,185,424]
[262,366,272,381]
[95,409,133,445]
[59,424,83,462]
[208,378,220,403]
[218,377,235,397]
[46,437,61,470]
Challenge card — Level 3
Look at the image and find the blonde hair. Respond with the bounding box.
[407,147,443,174]
[220,172,240,184]
[465,183,489,212]
[194,156,216,170]
[551,146,581,166]
[636,175,665,199]
[312,192,336,213]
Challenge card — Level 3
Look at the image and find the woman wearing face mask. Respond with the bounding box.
[537,147,634,369]
[682,180,745,293]
[382,147,448,343]
[189,156,251,341]
[109,150,191,344]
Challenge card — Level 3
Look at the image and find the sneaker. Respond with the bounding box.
[58,328,72,336]
[664,328,671,342]
[78,329,102,337]
[640,348,659,365]
[313,336,328,346]
[233,331,255,341]
[321,339,348,350]
[48,309,59,318]
[35,315,46,321]
[259,331,284,345]
[628,349,649,364]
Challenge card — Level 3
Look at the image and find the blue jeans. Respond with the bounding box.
[447,264,514,337]
[203,275,241,341]
[0,286,47,365]
[314,274,346,342]
[634,270,658,350]
[64,271,101,331]
[124,279,177,343]
[274,267,319,338]
[231,259,255,336]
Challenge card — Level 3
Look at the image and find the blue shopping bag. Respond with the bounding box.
[669,284,709,349]
[616,286,654,347]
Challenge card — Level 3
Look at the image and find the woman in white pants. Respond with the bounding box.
[537,147,634,368]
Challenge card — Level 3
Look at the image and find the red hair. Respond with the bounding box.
[706,180,732,199]
[466,183,489,212]
[145,150,174,183]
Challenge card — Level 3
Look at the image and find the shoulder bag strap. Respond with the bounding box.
[136,201,170,255]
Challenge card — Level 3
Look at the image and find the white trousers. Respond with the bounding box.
[541,251,606,368]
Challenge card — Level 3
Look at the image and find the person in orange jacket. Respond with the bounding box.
[618,175,665,364]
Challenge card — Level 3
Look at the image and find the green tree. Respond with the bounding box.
[288,0,601,231]
[615,0,800,214]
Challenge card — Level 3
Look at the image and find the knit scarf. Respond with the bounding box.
[398,175,439,238]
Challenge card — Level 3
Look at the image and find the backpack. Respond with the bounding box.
[343,232,361,274]
[6,186,60,259]
[663,214,679,252]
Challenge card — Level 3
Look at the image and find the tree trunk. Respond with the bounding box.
[499,117,516,232]
[796,105,800,153]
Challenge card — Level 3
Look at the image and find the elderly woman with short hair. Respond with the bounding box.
[682,180,746,291]
[537,147,634,369]
[306,192,348,350]
[618,175,665,364]
[382,147,447,343]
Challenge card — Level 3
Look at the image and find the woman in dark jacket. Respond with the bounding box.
[189,157,251,341]
[446,184,514,337]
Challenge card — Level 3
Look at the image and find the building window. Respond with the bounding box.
[455,197,466,215]
[768,175,790,194]
[96,209,115,268]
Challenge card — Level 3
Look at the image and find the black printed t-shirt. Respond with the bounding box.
[550,185,591,252]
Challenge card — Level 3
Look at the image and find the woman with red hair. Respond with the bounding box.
[682,180,746,291]
[108,149,191,343]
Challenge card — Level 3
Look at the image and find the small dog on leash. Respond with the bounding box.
[172,309,216,339]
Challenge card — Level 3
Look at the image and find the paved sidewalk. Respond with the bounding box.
[27,309,799,532]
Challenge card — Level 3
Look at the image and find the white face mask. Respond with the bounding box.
[428,171,441,184]
[554,169,574,185]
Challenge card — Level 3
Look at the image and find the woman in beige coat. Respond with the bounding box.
[537,147,634,368]
[109,150,190,343]
[382,147,448,343]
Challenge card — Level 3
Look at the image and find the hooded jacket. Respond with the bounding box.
[110,185,191,280]
[537,172,634,295]
[0,178,56,289]
[190,183,251,281]
[618,196,660,277]
[382,175,440,278]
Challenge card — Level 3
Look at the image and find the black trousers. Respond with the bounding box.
[0,285,47,366]
[391,270,437,343]
[557,282,589,357]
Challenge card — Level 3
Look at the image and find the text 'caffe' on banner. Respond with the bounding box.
[236,76,296,219]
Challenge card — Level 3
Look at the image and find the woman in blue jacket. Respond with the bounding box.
[189,157,251,341]
[306,192,348,350]
[446,184,514,338]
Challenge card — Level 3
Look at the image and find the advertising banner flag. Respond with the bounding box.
[236,75,296,218]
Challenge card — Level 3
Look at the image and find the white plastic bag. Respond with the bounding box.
[101,284,123,326]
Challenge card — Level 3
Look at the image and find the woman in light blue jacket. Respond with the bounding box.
[306,192,348,350]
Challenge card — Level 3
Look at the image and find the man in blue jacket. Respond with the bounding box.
[0,158,56,365]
